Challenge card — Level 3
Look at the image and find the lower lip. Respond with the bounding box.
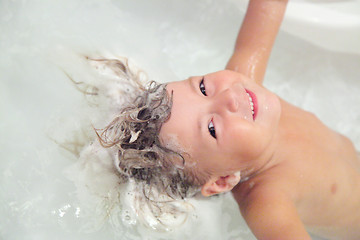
[246,89,258,120]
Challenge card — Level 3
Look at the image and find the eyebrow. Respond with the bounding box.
[188,77,196,93]
[188,77,204,140]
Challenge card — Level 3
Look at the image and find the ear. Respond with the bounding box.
[201,172,241,197]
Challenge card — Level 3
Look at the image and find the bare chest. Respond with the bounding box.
[279,102,360,237]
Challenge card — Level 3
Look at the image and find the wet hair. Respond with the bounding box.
[91,57,209,200]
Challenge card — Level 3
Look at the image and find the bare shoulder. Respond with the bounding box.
[232,173,291,215]
[232,175,311,240]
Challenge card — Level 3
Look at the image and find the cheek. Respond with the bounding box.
[189,148,224,175]
[259,91,281,123]
[227,124,269,159]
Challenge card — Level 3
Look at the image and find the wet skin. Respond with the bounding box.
[159,70,281,177]
[159,70,360,239]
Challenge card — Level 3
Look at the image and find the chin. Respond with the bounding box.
[257,90,281,125]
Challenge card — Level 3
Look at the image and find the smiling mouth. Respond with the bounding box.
[246,90,258,120]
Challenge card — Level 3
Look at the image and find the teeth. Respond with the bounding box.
[246,92,255,115]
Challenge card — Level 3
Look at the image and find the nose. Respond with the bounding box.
[214,88,239,113]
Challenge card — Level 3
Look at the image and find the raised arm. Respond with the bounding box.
[226,0,288,85]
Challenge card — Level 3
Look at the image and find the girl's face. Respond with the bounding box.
[160,70,281,177]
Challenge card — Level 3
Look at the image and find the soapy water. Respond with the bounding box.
[1,0,360,239]
[53,54,244,239]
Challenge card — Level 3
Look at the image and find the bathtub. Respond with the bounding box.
[1,0,359,239]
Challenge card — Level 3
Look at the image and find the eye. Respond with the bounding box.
[199,78,207,96]
[208,120,216,139]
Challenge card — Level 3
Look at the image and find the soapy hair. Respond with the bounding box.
[59,56,213,231]
[90,57,208,200]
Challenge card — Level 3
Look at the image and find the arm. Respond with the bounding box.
[226,0,288,85]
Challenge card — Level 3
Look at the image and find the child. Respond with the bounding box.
[98,0,360,239]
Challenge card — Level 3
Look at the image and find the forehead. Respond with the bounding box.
[160,79,200,154]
